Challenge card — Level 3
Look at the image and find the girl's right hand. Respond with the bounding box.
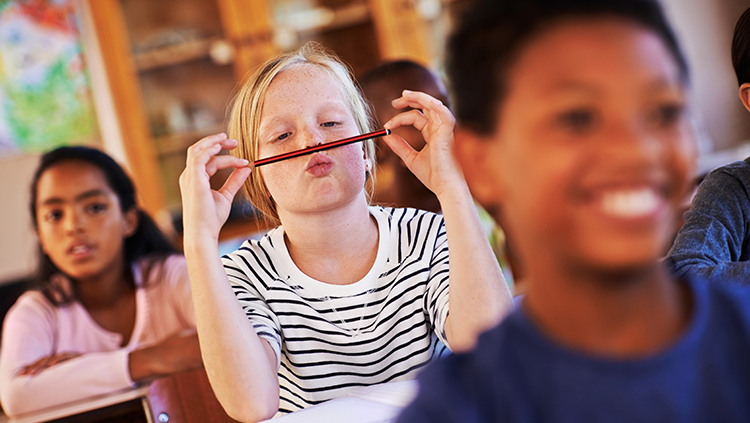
[179,134,253,242]
[16,352,82,376]
[128,330,203,383]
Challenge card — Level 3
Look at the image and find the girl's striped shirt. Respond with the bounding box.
[221,206,452,414]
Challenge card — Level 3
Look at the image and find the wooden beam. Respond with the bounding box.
[367,0,431,64]
[86,0,166,218]
[216,0,278,83]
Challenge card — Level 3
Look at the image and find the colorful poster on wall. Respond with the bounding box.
[0,0,100,157]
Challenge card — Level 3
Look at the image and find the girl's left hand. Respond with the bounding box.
[17,352,82,376]
[383,90,465,199]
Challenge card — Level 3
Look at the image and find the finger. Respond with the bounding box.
[385,109,429,133]
[23,356,52,376]
[16,365,33,376]
[392,91,454,126]
[186,135,239,167]
[381,133,419,167]
[391,90,445,112]
[190,133,231,153]
[217,166,253,200]
[205,155,250,177]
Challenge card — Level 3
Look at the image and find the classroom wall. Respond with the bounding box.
[662,0,750,151]
[0,154,40,283]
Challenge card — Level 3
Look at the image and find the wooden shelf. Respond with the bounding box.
[293,2,371,34]
[134,36,226,71]
[154,124,225,156]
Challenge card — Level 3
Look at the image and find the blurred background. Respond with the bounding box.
[0,0,749,290]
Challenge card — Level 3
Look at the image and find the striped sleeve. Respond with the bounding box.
[424,214,451,348]
[222,242,283,369]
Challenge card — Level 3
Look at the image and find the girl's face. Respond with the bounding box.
[464,18,696,275]
[35,160,137,281]
[257,65,368,217]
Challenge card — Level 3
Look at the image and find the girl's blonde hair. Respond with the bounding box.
[227,42,377,226]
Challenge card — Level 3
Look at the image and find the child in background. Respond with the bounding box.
[179,43,511,422]
[360,61,517,290]
[360,60,449,214]
[666,6,750,285]
[397,0,750,421]
[0,146,202,417]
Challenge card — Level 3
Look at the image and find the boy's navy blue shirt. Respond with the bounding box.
[396,276,750,423]
[666,158,750,285]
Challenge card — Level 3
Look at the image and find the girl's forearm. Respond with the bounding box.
[437,182,513,352]
[0,351,133,417]
[184,240,280,422]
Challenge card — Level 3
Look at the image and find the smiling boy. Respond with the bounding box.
[395,0,750,421]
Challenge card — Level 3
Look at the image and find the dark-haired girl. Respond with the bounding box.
[0,146,202,417]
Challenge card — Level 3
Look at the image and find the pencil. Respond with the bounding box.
[253,128,391,167]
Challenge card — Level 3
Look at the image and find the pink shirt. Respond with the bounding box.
[0,255,195,417]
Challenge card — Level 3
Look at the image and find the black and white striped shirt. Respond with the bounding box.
[222,206,452,414]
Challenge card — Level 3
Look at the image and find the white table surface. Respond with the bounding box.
[264,379,418,423]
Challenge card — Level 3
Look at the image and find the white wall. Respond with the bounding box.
[662,0,750,151]
[0,154,40,283]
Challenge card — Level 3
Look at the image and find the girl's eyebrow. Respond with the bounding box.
[258,116,287,135]
[548,81,601,94]
[40,189,109,206]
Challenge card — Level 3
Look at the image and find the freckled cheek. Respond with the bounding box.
[335,145,367,171]
[259,160,300,199]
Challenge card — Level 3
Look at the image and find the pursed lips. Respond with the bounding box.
[306,153,334,172]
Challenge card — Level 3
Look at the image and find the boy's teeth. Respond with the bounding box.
[72,245,89,254]
[601,188,660,218]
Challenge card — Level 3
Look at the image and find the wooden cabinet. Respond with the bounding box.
[87,0,445,237]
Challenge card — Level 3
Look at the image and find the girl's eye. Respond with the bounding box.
[277,132,291,141]
[44,210,63,222]
[558,109,598,134]
[86,203,108,214]
[321,122,339,128]
[647,102,685,128]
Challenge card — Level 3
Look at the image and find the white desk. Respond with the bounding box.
[264,379,418,423]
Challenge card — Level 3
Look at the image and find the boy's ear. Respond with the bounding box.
[454,127,507,207]
[123,208,139,238]
[740,83,750,114]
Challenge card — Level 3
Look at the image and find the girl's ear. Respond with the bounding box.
[123,208,139,238]
[740,83,750,114]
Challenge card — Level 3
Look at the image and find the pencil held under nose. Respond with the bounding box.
[251,128,391,167]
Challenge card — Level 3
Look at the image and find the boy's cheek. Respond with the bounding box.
[454,129,508,205]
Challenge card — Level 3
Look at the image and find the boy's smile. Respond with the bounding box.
[459,17,697,277]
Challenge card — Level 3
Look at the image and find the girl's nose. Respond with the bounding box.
[301,126,325,149]
[63,209,85,235]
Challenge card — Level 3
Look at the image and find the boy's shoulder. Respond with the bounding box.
[401,278,750,423]
[703,157,750,186]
